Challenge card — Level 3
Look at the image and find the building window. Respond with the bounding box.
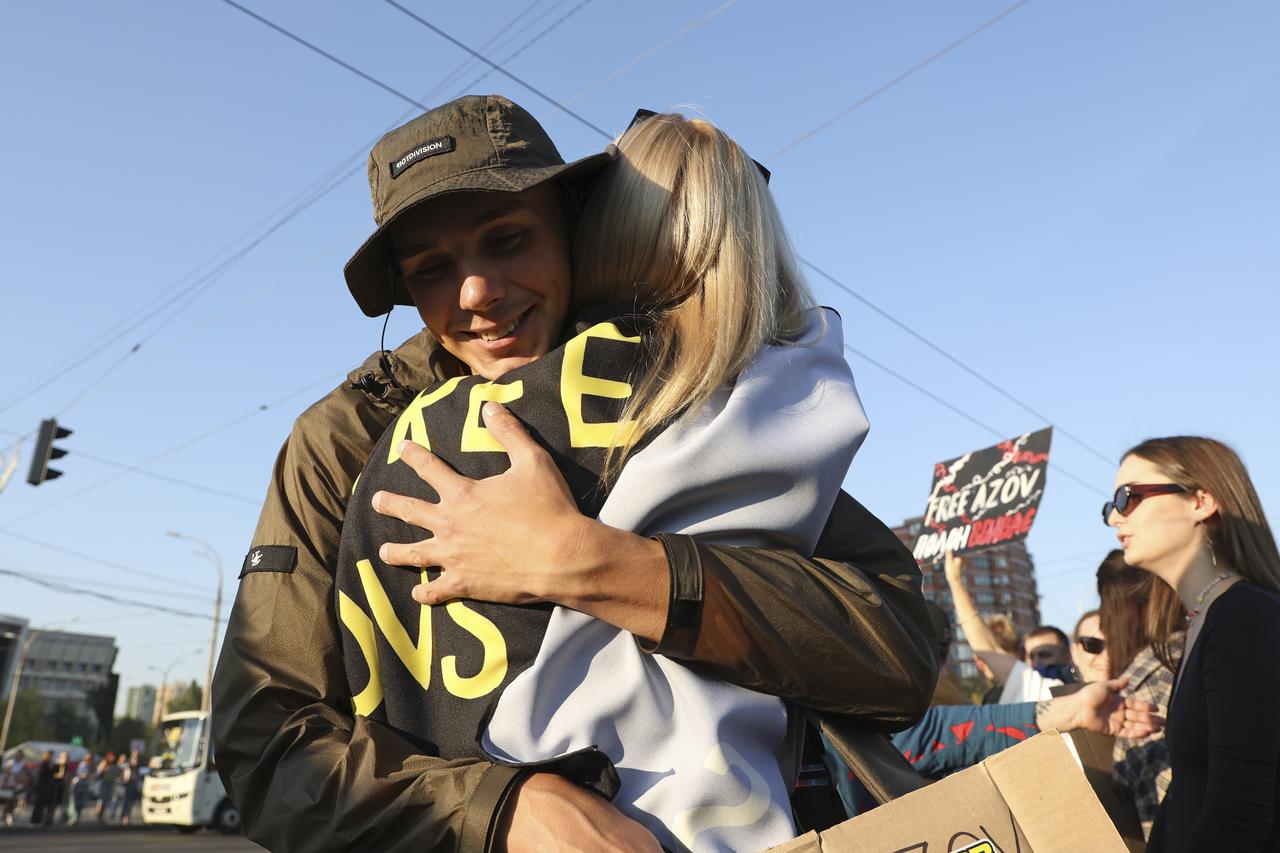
[972,573,992,587]
[975,592,996,606]
[996,557,1008,568]
[974,556,992,570]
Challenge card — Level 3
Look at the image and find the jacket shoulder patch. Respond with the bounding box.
[240,545,298,577]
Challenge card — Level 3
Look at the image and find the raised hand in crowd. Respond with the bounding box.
[944,549,1019,683]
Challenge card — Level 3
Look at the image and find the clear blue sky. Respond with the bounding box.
[1,1,1276,716]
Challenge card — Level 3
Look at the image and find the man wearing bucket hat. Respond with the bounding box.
[213,95,936,851]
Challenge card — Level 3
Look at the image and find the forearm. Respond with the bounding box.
[555,517,669,645]
[946,573,998,653]
[644,492,937,728]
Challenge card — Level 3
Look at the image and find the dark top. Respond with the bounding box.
[1147,581,1280,852]
[335,311,646,776]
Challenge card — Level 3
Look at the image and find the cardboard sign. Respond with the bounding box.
[910,428,1053,563]
[765,732,1127,853]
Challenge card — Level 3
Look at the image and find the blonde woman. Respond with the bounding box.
[342,110,871,851]
[1106,436,1280,852]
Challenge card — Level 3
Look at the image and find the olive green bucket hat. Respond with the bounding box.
[344,94,615,317]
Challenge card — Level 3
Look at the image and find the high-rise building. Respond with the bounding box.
[125,684,157,723]
[892,517,1041,681]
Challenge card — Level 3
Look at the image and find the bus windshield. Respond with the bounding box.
[155,716,206,774]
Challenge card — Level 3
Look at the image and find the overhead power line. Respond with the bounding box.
[220,0,429,110]
[564,0,739,105]
[230,5,1112,500]
[3,373,342,527]
[765,0,1034,161]
[454,0,593,95]
[0,1,581,427]
[841,344,1106,499]
[11,566,214,603]
[0,425,256,505]
[803,259,1115,468]
[0,528,199,591]
[382,0,611,138]
[0,566,227,623]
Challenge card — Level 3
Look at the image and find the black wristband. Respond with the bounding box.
[641,533,704,656]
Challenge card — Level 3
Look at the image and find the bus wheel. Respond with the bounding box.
[213,800,242,835]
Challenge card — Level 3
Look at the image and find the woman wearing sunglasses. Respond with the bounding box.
[1105,436,1280,852]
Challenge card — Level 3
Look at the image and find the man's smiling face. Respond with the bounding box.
[389,185,571,380]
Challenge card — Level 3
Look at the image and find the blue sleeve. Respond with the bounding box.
[891,703,1038,778]
[822,703,1039,819]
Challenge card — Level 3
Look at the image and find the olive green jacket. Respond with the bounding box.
[211,330,936,853]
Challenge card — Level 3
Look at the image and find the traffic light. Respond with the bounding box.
[27,418,72,486]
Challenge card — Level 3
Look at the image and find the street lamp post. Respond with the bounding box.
[0,617,79,755]
[166,531,223,714]
[148,648,200,728]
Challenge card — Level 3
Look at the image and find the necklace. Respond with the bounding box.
[1185,571,1235,623]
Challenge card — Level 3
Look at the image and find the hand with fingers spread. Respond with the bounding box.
[373,401,589,605]
[371,401,669,641]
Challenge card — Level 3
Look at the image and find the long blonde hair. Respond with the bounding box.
[573,112,819,478]
[1124,436,1280,667]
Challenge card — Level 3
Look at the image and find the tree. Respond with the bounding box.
[5,689,52,745]
[105,716,150,756]
[87,674,119,745]
[48,700,90,743]
[165,680,203,714]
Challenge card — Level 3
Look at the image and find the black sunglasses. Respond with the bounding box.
[1077,636,1106,655]
[1101,483,1189,525]
[626,109,771,184]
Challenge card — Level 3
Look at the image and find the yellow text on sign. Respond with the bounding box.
[340,559,508,715]
[560,322,641,448]
[387,376,467,464]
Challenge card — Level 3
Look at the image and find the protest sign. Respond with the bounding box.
[764,732,1127,853]
[910,428,1052,563]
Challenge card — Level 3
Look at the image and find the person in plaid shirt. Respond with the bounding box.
[1098,549,1183,838]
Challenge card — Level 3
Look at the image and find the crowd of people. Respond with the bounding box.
[0,749,144,828]
[202,91,1279,852]
[919,434,1280,850]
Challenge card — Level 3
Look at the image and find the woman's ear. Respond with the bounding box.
[1193,489,1220,524]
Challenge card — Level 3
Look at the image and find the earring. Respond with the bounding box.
[1207,533,1218,568]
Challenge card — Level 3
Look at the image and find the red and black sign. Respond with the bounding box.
[911,427,1053,563]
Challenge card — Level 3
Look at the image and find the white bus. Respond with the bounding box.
[141,710,240,834]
